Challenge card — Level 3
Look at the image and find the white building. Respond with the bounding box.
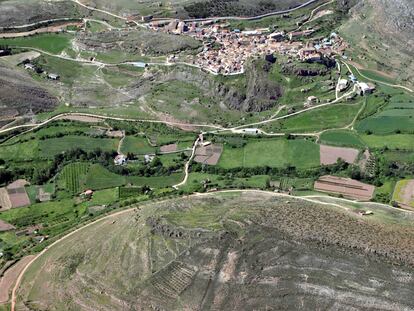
[114,154,127,165]
[356,82,375,95]
[337,78,349,92]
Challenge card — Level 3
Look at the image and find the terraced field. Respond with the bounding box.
[15,192,414,311]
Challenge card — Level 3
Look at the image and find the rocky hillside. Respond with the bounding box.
[138,60,282,112]
[184,0,308,18]
[340,0,414,86]
[76,30,202,56]
[0,63,58,118]
[16,192,414,311]
[0,0,84,28]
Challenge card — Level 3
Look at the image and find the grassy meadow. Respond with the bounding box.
[218,138,320,169]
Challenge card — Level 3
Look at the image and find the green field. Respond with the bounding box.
[319,130,366,148]
[88,188,119,206]
[40,136,119,157]
[218,139,320,169]
[0,139,38,161]
[0,33,72,54]
[361,134,414,150]
[265,103,362,133]
[355,92,414,135]
[126,173,183,188]
[58,162,90,194]
[121,136,156,155]
[85,164,126,190]
[183,172,269,192]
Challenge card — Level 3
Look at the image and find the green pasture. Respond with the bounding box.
[0,33,72,54]
[319,130,365,148]
[361,134,414,150]
[126,173,183,188]
[85,164,126,190]
[266,103,362,133]
[39,136,119,157]
[218,138,320,169]
[121,136,156,155]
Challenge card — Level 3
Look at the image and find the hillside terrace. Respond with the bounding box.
[149,20,349,75]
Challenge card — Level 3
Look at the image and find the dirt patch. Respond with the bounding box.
[160,143,178,153]
[106,130,124,138]
[0,187,12,211]
[320,145,359,165]
[7,179,29,189]
[311,9,334,20]
[0,255,35,304]
[314,175,375,201]
[0,219,15,232]
[0,51,40,66]
[57,115,102,123]
[194,144,223,165]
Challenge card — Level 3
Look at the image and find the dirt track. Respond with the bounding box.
[0,255,35,304]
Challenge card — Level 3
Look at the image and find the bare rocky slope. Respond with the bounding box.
[0,63,58,118]
[0,0,85,28]
[16,193,414,311]
[340,0,414,86]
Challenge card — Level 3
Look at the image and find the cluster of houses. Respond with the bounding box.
[149,18,349,75]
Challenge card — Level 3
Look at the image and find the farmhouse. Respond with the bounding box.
[314,175,375,201]
[114,154,127,165]
[356,82,375,95]
[337,78,349,91]
[47,73,60,80]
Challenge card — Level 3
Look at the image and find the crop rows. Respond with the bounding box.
[61,162,89,194]
[151,261,196,299]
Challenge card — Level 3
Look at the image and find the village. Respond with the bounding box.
[148,18,349,75]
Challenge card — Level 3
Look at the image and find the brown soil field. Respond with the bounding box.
[0,255,35,304]
[320,144,359,165]
[314,175,375,200]
[0,219,15,232]
[0,187,12,211]
[194,144,223,165]
[7,188,30,208]
[160,143,178,153]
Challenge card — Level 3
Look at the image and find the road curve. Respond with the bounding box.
[343,62,413,93]
[173,136,200,189]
